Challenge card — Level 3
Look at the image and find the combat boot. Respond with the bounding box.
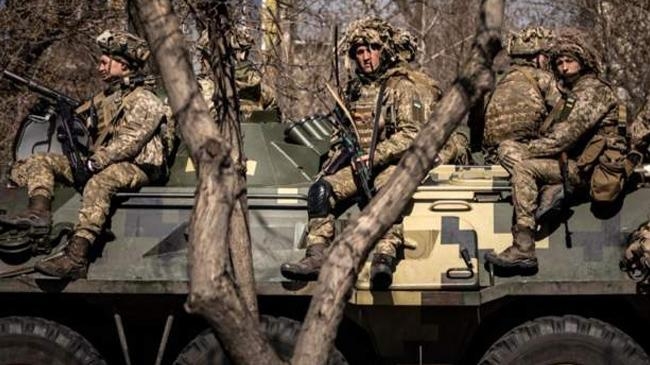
[0,195,52,228]
[35,236,90,279]
[484,225,538,270]
[370,253,397,290]
[280,244,327,281]
[535,184,564,220]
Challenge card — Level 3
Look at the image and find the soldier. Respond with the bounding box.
[485,30,622,272]
[482,26,559,172]
[0,30,170,279]
[280,17,467,289]
[197,29,278,122]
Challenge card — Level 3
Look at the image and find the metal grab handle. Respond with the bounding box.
[429,200,472,212]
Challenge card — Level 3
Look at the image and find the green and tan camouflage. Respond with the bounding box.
[484,26,560,168]
[507,26,555,57]
[96,30,151,70]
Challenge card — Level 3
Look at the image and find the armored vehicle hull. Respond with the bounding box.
[0,115,649,364]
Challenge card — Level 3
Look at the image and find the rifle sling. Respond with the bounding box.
[368,79,389,171]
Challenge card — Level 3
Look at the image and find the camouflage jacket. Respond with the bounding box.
[629,95,650,151]
[484,64,559,148]
[88,85,168,174]
[199,64,277,121]
[344,64,443,168]
[525,74,619,159]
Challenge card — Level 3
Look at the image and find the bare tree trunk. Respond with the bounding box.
[196,0,259,320]
[133,0,280,364]
[290,1,504,364]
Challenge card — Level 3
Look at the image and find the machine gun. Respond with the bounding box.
[323,84,375,202]
[2,70,93,189]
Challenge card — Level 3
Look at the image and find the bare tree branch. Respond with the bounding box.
[133,0,281,363]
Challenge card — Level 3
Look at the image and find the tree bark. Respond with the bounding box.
[133,0,280,364]
[290,1,504,364]
[197,0,259,319]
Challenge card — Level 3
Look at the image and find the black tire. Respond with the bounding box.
[0,316,106,365]
[174,315,348,365]
[479,315,650,365]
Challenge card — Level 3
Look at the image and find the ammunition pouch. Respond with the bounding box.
[307,179,334,218]
[578,134,629,203]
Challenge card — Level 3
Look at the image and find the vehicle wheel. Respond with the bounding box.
[174,315,348,364]
[0,316,106,365]
[479,315,650,365]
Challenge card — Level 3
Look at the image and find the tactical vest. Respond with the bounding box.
[346,65,440,152]
[484,65,552,148]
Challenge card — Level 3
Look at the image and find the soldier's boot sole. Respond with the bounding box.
[370,254,396,290]
[280,263,319,281]
[0,213,51,229]
[484,251,538,270]
[34,251,88,280]
[370,266,393,290]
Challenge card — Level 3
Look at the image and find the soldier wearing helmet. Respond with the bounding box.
[197,28,278,122]
[481,26,560,171]
[485,29,624,273]
[280,17,468,289]
[0,30,171,279]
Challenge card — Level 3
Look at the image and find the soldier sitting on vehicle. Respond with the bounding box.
[0,30,171,279]
[621,95,650,277]
[482,26,560,172]
[280,17,469,289]
[485,30,626,273]
[196,28,279,123]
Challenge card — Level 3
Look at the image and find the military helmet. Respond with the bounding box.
[507,26,555,57]
[96,30,150,70]
[197,27,254,58]
[342,17,417,64]
[550,29,603,75]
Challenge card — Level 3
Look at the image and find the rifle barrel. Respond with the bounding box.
[2,70,80,107]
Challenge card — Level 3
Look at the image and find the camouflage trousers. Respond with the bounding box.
[511,158,582,229]
[306,164,403,258]
[496,140,533,174]
[10,153,150,243]
[439,131,471,165]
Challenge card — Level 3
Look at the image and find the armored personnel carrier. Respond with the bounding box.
[0,105,649,365]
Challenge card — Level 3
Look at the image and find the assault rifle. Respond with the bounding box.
[2,70,93,189]
[324,84,375,201]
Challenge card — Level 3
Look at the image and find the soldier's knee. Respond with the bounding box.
[307,179,334,218]
[83,174,113,198]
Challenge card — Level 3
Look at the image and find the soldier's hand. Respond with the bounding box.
[352,154,370,172]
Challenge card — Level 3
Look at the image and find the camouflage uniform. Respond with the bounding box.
[483,26,560,171]
[5,30,169,279]
[622,97,650,272]
[281,18,466,287]
[629,95,650,153]
[486,30,621,271]
[197,29,277,122]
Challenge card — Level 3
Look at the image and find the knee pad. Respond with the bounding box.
[307,179,333,218]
